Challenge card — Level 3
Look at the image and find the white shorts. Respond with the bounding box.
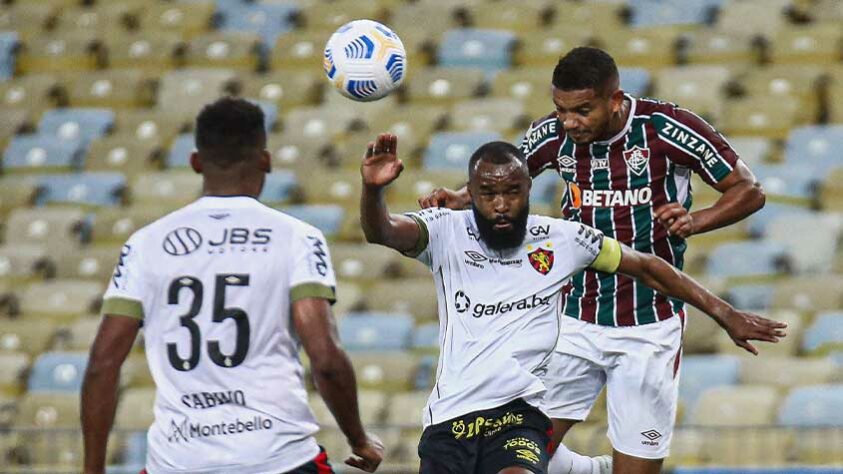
[542,315,684,459]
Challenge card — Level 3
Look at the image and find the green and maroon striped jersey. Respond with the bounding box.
[521,96,740,327]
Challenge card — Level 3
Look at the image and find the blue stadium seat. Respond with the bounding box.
[725,284,774,310]
[778,384,843,427]
[752,163,819,203]
[339,312,415,351]
[619,67,651,97]
[531,170,560,206]
[784,125,843,173]
[746,202,806,238]
[423,131,502,171]
[259,170,297,204]
[35,172,126,207]
[28,351,89,393]
[167,133,195,168]
[219,2,297,48]
[3,134,85,172]
[279,204,344,237]
[630,0,722,27]
[0,32,17,80]
[706,240,789,279]
[438,29,516,74]
[802,312,843,354]
[38,108,115,144]
[679,355,739,414]
[412,323,439,351]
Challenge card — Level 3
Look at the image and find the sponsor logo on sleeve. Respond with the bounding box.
[307,235,329,276]
[111,244,131,289]
[575,225,603,257]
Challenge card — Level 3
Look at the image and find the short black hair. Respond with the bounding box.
[468,141,528,178]
[552,47,619,95]
[195,97,266,165]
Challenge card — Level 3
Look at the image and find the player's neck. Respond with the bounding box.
[201,181,262,199]
[596,98,631,142]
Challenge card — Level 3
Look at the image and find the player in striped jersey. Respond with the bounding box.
[419,47,768,474]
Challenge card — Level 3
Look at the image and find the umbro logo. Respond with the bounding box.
[640,429,662,446]
[557,155,576,173]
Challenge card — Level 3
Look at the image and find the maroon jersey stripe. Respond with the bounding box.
[608,140,636,326]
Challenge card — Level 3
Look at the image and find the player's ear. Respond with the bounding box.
[610,89,624,114]
[190,152,202,174]
[260,150,271,173]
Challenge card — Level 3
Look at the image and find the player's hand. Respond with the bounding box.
[720,310,788,355]
[361,133,403,189]
[418,187,467,210]
[345,433,384,472]
[654,203,695,238]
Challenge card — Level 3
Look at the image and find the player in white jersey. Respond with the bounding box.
[359,134,787,474]
[81,98,383,474]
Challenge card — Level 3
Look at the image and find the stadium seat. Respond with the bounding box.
[423,131,502,171]
[363,105,449,152]
[0,108,30,150]
[0,74,60,117]
[165,133,195,169]
[437,29,515,73]
[678,355,740,410]
[802,312,843,355]
[720,96,803,140]
[0,319,56,356]
[700,427,795,466]
[465,1,549,31]
[233,71,322,109]
[682,304,725,353]
[546,2,625,33]
[349,352,421,391]
[339,312,414,352]
[330,243,401,281]
[105,33,184,72]
[386,391,429,427]
[91,205,170,244]
[296,169,361,206]
[740,356,837,389]
[819,167,843,211]
[19,279,102,320]
[727,136,772,165]
[450,98,525,134]
[3,134,84,173]
[0,4,57,40]
[38,107,115,145]
[218,1,297,47]
[364,279,439,322]
[279,205,345,238]
[653,65,730,122]
[258,171,297,205]
[619,67,652,97]
[514,30,595,67]
[185,32,262,71]
[281,106,358,139]
[64,69,156,109]
[14,392,86,466]
[0,175,40,218]
[122,354,154,389]
[779,384,843,427]
[114,387,155,430]
[630,0,720,27]
[716,0,789,37]
[793,427,843,464]
[15,392,80,428]
[130,172,202,208]
[55,316,101,352]
[705,240,789,280]
[771,275,843,314]
[3,207,88,249]
[737,65,824,125]
[689,385,779,426]
[682,31,758,65]
[745,202,805,238]
[266,131,336,172]
[85,135,163,177]
[784,125,843,173]
[0,352,28,396]
[309,389,387,426]
[404,67,486,104]
[749,162,818,206]
[114,109,187,146]
[27,351,88,393]
[156,68,237,121]
[0,31,17,80]
[17,31,103,74]
[411,323,439,353]
[724,283,774,310]
[489,67,554,115]
[765,212,841,273]
[139,2,216,39]
[768,24,843,64]
[389,169,468,209]
[301,0,386,32]
[35,172,126,207]
[271,31,329,70]
[596,28,680,69]
[0,244,48,282]
[52,245,120,282]
[53,3,137,36]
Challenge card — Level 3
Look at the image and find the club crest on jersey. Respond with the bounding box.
[622,146,650,176]
[528,248,554,275]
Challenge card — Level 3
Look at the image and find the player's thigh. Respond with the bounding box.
[418,423,476,474]
[550,418,579,448]
[613,449,664,474]
[604,318,682,460]
[284,447,335,474]
[542,349,606,423]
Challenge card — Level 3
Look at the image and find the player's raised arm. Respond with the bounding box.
[607,242,787,355]
[81,315,140,474]
[360,133,424,253]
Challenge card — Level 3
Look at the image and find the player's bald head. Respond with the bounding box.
[467,141,530,182]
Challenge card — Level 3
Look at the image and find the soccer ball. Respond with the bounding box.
[323,19,406,102]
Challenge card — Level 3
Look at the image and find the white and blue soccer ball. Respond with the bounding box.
[323,19,406,102]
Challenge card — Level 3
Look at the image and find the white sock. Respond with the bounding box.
[548,442,596,474]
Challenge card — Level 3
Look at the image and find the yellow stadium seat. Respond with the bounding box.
[0,244,48,284]
[664,428,706,467]
[768,24,843,64]
[653,65,731,123]
[683,31,758,66]
[17,31,104,74]
[364,279,438,322]
[53,3,138,36]
[386,391,428,427]
[0,4,57,41]
[819,167,843,211]
[281,106,358,140]
[123,354,154,388]
[794,428,843,464]
[595,28,680,69]
[404,67,485,104]
[140,1,216,39]
[0,320,56,356]
[740,356,837,388]
[466,1,551,31]
[690,385,779,426]
[490,67,555,115]
[0,176,39,218]
[64,69,156,109]
[19,279,103,321]
[826,66,843,124]
[363,105,449,152]
[14,392,86,467]
[771,275,843,313]
[156,68,237,122]
[233,71,323,109]
[561,422,611,457]
[0,74,62,116]
[330,243,402,282]
[271,31,330,71]
[299,1,386,33]
[0,352,29,397]
[91,205,169,244]
[349,352,421,391]
[334,280,365,318]
[719,96,802,139]
[736,65,824,125]
[388,169,468,209]
[185,32,262,71]
[389,5,458,60]
[0,108,30,150]
[84,135,163,177]
[130,172,202,208]
[515,30,594,68]
[547,2,625,33]
[54,315,101,352]
[716,0,789,37]
[701,427,794,466]
[105,33,185,72]
[309,389,386,427]
[266,131,336,173]
[114,109,187,146]
[451,98,526,134]
[114,387,155,430]
[4,207,87,251]
[52,245,120,283]
[682,304,727,354]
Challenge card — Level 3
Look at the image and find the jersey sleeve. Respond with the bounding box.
[519,115,559,177]
[101,232,149,320]
[567,223,622,274]
[653,106,739,186]
[402,207,451,268]
[289,227,337,303]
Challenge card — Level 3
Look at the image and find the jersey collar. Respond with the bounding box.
[195,195,261,208]
[593,94,636,146]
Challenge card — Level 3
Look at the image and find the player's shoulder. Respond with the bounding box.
[527,214,583,239]
[635,96,715,132]
[521,111,560,156]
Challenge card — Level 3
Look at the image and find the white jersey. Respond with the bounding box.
[102,196,337,474]
[405,208,615,427]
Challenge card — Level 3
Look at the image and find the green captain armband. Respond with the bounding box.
[402,214,430,258]
[101,296,144,320]
[591,237,622,273]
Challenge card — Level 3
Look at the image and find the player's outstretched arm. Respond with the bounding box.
[81,315,141,474]
[360,133,422,253]
[293,298,384,472]
[613,245,787,355]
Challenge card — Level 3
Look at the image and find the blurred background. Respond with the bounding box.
[0,0,842,472]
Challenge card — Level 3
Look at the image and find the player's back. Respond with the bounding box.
[106,196,334,474]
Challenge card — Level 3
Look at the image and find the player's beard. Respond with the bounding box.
[472,203,529,252]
